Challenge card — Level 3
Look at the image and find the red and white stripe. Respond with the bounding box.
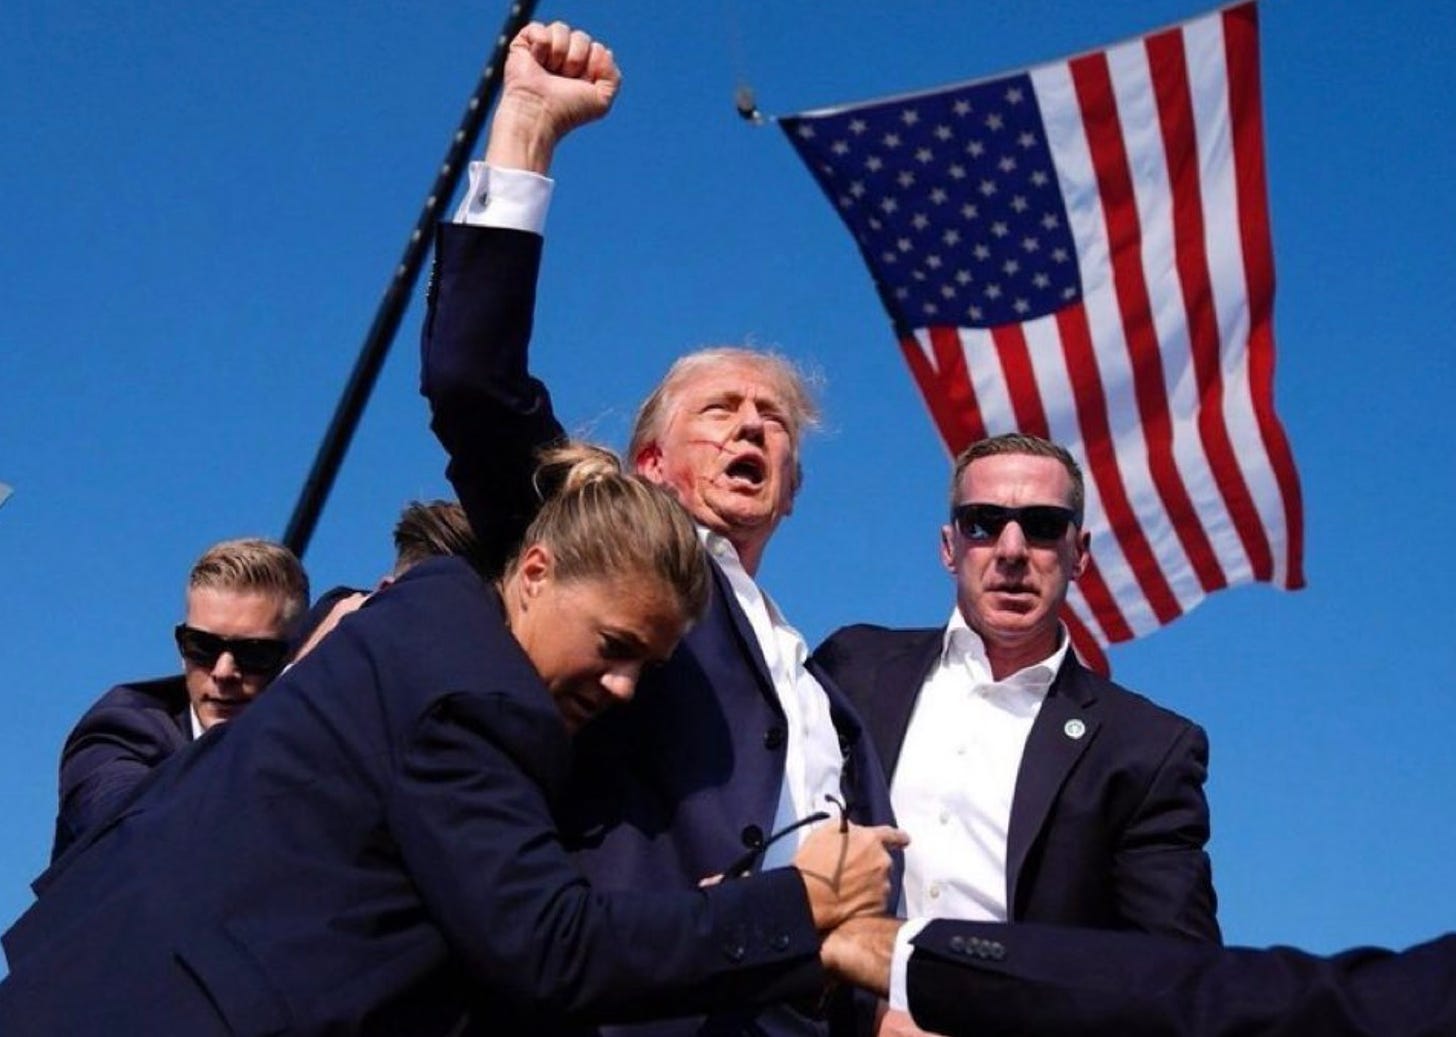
[899,4,1304,667]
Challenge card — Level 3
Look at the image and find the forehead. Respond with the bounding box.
[184,586,288,635]
[671,360,792,409]
[959,452,1075,506]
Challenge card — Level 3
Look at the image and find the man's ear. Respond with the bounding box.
[1071,529,1091,580]
[635,443,665,484]
[940,525,957,572]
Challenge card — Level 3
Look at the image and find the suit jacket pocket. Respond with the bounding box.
[174,924,293,1036]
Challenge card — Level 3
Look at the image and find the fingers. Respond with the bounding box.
[795,821,901,930]
[517,21,609,81]
[868,824,911,850]
[587,43,623,103]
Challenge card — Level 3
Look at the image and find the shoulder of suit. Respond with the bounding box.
[1062,659,1203,734]
[85,675,189,716]
[818,623,942,650]
[63,676,190,751]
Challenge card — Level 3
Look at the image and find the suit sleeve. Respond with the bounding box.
[386,691,826,1025]
[1112,721,1221,942]
[53,705,182,861]
[907,919,1456,1037]
[420,223,567,577]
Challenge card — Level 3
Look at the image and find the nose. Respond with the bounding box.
[735,401,766,443]
[600,665,642,704]
[993,520,1030,562]
[210,651,242,681]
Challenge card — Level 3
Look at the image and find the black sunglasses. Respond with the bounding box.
[951,502,1082,544]
[174,624,290,677]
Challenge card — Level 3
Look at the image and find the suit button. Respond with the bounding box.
[770,932,790,951]
[724,943,746,963]
[740,824,765,849]
[763,726,786,750]
[989,941,1006,961]
[948,935,966,954]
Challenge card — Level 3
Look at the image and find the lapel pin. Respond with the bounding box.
[1063,718,1086,740]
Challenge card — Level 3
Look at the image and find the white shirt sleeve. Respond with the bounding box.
[888,917,931,1012]
[451,162,554,233]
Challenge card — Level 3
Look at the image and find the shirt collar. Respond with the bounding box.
[702,527,795,629]
[941,607,1069,694]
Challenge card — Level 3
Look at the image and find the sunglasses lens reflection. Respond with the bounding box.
[954,504,1078,542]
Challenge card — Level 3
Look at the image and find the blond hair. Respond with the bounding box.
[188,538,310,627]
[509,442,709,623]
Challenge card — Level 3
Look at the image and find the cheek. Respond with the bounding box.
[182,668,211,699]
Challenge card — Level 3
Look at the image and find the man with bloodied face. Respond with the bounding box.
[419,20,895,1037]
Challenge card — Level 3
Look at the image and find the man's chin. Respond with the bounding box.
[199,700,249,726]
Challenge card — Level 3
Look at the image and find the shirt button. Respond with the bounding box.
[938,810,950,825]
[763,726,786,750]
[928,882,941,899]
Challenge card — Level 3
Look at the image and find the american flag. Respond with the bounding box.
[781,2,1303,668]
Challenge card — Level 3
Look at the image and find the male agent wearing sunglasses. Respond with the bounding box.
[50,537,308,861]
[812,432,1219,1033]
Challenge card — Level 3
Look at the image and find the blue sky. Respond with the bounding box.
[4,0,1455,963]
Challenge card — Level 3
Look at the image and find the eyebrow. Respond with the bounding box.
[604,627,671,665]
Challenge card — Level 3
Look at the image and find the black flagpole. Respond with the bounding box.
[283,0,540,557]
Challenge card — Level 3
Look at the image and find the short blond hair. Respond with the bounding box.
[627,347,821,497]
[188,538,309,628]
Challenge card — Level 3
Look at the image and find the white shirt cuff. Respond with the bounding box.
[888,917,931,1012]
[452,162,554,233]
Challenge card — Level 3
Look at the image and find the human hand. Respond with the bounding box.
[292,592,368,662]
[485,21,622,173]
[875,1006,940,1037]
[819,915,900,999]
[792,822,908,931]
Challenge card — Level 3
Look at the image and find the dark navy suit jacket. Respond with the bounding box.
[421,223,896,1036]
[906,919,1456,1036]
[52,674,193,860]
[1,559,826,1035]
[814,624,1219,940]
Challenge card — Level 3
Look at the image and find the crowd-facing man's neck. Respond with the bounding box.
[719,525,772,578]
[963,611,1061,682]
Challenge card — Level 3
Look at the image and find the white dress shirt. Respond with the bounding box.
[451,168,846,866]
[704,531,845,868]
[453,161,553,232]
[892,609,1069,921]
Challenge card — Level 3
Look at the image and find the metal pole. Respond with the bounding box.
[283,0,540,557]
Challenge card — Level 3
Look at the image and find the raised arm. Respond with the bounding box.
[420,22,620,575]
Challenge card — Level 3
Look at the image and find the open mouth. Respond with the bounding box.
[725,455,766,487]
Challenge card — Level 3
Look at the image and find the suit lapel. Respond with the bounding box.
[709,559,779,704]
[1005,657,1100,916]
[870,633,942,781]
